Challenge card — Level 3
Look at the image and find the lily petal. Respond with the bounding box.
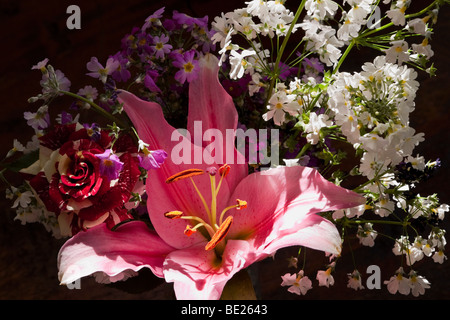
[57,221,174,285]
[227,166,365,256]
[119,91,213,248]
[118,55,247,249]
[186,54,248,191]
[163,240,251,299]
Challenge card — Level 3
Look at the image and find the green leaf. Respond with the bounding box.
[1,150,39,172]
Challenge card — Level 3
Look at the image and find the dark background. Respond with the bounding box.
[0,0,449,300]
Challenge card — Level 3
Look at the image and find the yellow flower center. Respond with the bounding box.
[103,159,114,167]
[183,62,194,73]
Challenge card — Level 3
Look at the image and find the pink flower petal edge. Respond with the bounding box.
[57,221,174,285]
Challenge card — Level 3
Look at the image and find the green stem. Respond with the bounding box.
[296,142,311,158]
[0,168,11,187]
[334,39,356,74]
[351,219,410,227]
[59,90,128,128]
[361,0,440,38]
[265,0,307,106]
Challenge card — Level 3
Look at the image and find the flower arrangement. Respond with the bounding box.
[1,0,449,300]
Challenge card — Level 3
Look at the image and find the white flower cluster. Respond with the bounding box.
[384,267,431,297]
[328,55,423,180]
[212,0,298,80]
[5,184,62,238]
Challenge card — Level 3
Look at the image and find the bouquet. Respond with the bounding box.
[2,0,449,300]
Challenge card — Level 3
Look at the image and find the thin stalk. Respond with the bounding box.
[59,90,128,128]
[334,39,356,74]
[265,0,307,106]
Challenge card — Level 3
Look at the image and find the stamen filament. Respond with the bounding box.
[215,164,230,197]
[215,172,225,197]
[210,174,218,227]
[219,199,247,225]
[180,215,215,238]
[219,205,238,226]
[189,177,211,218]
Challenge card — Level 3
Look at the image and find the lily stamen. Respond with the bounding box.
[205,216,233,251]
[219,199,248,225]
[165,165,246,253]
[166,168,204,183]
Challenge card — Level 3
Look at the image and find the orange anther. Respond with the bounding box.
[205,216,233,251]
[236,199,247,210]
[184,225,197,236]
[218,164,231,177]
[166,168,204,183]
[164,210,184,219]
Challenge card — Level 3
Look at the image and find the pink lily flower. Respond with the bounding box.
[57,54,365,299]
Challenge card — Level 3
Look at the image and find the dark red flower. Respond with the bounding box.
[24,123,142,236]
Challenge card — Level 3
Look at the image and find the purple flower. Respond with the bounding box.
[142,7,165,31]
[96,149,124,180]
[144,73,161,93]
[24,105,50,130]
[40,69,71,95]
[302,57,324,75]
[111,53,131,83]
[138,149,167,170]
[83,123,101,141]
[57,111,76,125]
[172,50,199,84]
[172,11,208,31]
[31,58,49,71]
[151,34,173,60]
[86,57,120,83]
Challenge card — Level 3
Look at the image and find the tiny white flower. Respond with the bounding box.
[9,186,34,209]
[409,271,430,297]
[304,113,332,145]
[281,270,312,295]
[374,195,395,217]
[412,38,434,59]
[316,267,334,287]
[385,40,409,65]
[357,223,377,247]
[305,0,339,20]
[434,203,449,220]
[386,6,407,26]
[347,270,365,290]
[262,90,299,125]
[384,267,410,295]
[229,49,256,79]
[432,250,447,264]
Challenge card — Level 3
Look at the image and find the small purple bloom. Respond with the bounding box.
[57,111,75,125]
[139,149,167,170]
[31,58,49,71]
[86,57,120,83]
[111,53,131,83]
[144,73,162,93]
[142,7,165,31]
[172,11,208,31]
[96,149,124,180]
[172,50,199,84]
[302,57,324,75]
[83,123,101,141]
[152,34,173,60]
[24,105,50,130]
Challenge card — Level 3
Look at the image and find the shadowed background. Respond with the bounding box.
[0,0,449,300]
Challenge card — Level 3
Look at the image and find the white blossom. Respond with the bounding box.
[281,270,312,295]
